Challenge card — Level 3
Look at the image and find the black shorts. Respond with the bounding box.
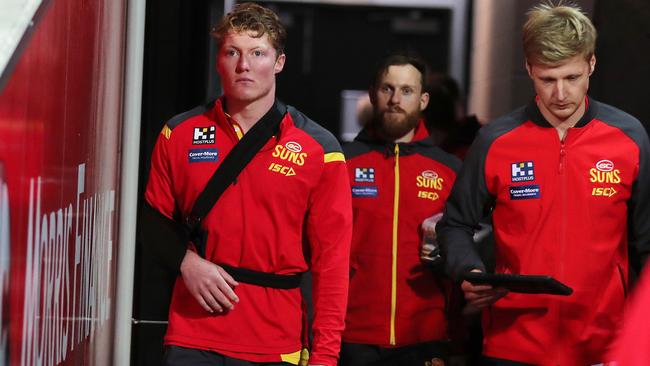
[339,341,448,366]
[162,345,291,366]
[481,356,535,366]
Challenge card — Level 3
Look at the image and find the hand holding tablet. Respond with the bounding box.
[462,272,573,296]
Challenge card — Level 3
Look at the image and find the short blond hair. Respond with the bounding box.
[211,2,286,56]
[523,2,597,65]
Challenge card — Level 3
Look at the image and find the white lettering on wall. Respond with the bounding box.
[21,164,115,366]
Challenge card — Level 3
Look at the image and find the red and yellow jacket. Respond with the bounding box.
[342,121,461,347]
[438,97,650,365]
[144,98,352,366]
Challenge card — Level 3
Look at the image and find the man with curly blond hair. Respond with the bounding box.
[143,3,352,366]
[438,2,650,365]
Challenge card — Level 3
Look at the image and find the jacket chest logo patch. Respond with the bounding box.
[417,170,443,201]
[193,126,216,145]
[268,163,296,176]
[590,159,620,197]
[416,170,443,189]
[355,167,375,182]
[268,141,306,177]
[417,191,440,201]
[188,148,218,163]
[509,184,541,200]
[352,186,378,197]
[511,161,535,182]
[272,141,307,166]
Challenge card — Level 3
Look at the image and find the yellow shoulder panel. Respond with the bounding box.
[324,152,345,163]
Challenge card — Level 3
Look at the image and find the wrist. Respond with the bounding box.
[180,249,196,273]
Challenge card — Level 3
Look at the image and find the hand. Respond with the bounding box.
[421,212,444,239]
[420,213,444,264]
[461,269,508,309]
[180,250,239,313]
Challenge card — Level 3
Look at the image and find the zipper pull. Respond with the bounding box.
[394,144,399,166]
[559,141,566,173]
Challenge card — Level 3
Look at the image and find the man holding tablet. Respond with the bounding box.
[437,2,650,365]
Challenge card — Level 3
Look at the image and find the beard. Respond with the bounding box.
[370,107,421,142]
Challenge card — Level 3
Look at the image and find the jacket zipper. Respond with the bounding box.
[557,135,568,365]
[559,138,567,273]
[390,144,400,346]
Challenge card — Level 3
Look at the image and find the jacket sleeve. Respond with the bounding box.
[145,125,177,217]
[436,131,494,281]
[628,127,650,267]
[304,156,352,366]
[141,126,187,272]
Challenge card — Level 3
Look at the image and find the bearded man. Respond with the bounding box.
[339,53,462,366]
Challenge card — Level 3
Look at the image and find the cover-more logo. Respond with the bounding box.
[511,161,535,182]
[193,126,216,145]
[188,148,218,163]
[352,186,378,198]
[509,184,541,200]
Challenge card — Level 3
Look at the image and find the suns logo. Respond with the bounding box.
[285,141,302,153]
[589,160,621,184]
[416,170,443,190]
[272,141,307,166]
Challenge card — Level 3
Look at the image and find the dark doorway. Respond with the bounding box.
[259,1,454,138]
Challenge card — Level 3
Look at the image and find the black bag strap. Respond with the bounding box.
[184,100,285,234]
[219,264,303,289]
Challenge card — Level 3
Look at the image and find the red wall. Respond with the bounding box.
[0,0,126,364]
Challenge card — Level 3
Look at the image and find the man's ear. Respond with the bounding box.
[368,88,377,107]
[525,59,533,78]
[274,53,286,74]
[419,92,430,111]
[588,54,596,76]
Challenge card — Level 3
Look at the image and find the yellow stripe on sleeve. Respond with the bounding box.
[324,152,345,163]
[161,125,172,139]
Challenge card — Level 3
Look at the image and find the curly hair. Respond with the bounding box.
[211,2,287,56]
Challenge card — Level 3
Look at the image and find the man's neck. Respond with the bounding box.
[394,129,415,143]
[538,100,586,141]
[225,93,276,133]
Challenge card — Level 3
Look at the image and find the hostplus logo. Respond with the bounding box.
[193,126,216,145]
[354,168,375,183]
[511,161,535,182]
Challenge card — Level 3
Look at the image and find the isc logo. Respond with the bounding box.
[592,187,617,197]
[417,190,439,201]
[268,162,296,177]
